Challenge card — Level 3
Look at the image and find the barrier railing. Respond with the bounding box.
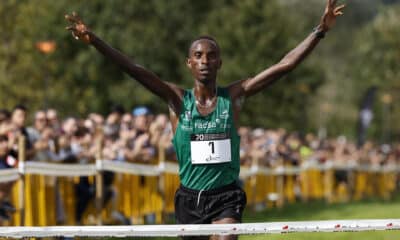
[1,219,400,238]
[0,136,399,226]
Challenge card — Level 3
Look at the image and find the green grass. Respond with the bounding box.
[104,194,400,240]
[240,195,400,240]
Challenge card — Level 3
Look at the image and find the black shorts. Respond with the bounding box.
[174,181,247,224]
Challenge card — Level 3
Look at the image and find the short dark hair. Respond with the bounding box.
[12,104,27,112]
[110,104,125,115]
[0,109,11,121]
[188,35,220,57]
[0,134,8,142]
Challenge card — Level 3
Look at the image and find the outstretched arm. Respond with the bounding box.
[229,0,345,99]
[65,12,183,113]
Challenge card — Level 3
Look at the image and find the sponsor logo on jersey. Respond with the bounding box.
[183,111,192,121]
[195,121,216,129]
[220,109,229,119]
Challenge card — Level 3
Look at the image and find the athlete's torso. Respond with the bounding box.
[172,87,240,190]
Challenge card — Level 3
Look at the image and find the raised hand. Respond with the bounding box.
[319,0,345,32]
[65,12,91,44]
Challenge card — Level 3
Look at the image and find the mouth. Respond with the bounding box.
[199,68,210,75]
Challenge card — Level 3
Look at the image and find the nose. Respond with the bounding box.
[201,55,208,65]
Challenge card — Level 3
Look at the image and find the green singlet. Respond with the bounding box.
[172,87,240,190]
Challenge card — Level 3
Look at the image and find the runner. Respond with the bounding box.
[66,1,344,239]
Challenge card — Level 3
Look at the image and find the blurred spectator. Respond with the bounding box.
[57,117,79,163]
[27,110,59,162]
[46,108,62,136]
[238,127,252,166]
[0,109,12,136]
[10,105,34,159]
[62,117,78,138]
[104,105,125,141]
[1,103,399,224]
[149,114,174,160]
[122,106,155,163]
[27,110,47,143]
[0,134,17,222]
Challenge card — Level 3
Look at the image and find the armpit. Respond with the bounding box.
[235,96,245,109]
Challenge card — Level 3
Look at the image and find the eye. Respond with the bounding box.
[194,52,201,58]
[208,52,217,60]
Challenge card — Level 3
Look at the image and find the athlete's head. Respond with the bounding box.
[187,36,222,83]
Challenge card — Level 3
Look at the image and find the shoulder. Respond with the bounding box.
[226,78,252,100]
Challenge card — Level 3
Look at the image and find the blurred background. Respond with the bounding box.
[0,1,400,239]
[0,0,399,141]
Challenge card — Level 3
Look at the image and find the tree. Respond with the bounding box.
[200,0,325,130]
[351,4,400,139]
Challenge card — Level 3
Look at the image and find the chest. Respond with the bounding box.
[179,105,232,134]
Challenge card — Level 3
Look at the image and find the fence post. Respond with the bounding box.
[324,161,334,203]
[17,135,26,226]
[158,144,166,223]
[250,156,258,211]
[301,160,309,203]
[95,136,104,225]
[276,163,285,208]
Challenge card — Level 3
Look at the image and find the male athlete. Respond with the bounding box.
[66,1,344,239]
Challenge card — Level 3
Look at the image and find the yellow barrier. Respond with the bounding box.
[4,162,399,226]
[1,137,398,226]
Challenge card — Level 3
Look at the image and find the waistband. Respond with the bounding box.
[179,181,239,196]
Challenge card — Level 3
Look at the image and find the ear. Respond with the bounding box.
[186,58,192,68]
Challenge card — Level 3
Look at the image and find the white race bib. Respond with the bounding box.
[190,133,231,164]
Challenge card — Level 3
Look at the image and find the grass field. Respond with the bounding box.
[240,195,400,240]
[105,194,400,240]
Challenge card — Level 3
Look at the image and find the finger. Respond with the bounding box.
[71,31,80,40]
[65,14,78,24]
[335,11,343,16]
[335,4,346,12]
[72,11,83,24]
[65,25,76,31]
[65,14,72,21]
[65,12,81,24]
[334,5,345,15]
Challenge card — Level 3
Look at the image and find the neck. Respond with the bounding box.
[194,78,216,95]
[194,81,217,108]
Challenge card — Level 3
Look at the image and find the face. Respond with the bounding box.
[35,111,47,131]
[187,39,222,83]
[62,118,78,136]
[134,115,147,131]
[46,109,59,126]
[11,109,26,128]
[0,140,7,155]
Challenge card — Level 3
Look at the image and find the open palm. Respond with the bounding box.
[320,0,345,32]
[65,12,91,44]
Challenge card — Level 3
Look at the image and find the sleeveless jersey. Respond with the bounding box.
[172,87,240,190]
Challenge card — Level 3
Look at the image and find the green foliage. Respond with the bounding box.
[0,0,398,139]
[200,0,325,130]
[0,0,324,125]
[351,4,400,140]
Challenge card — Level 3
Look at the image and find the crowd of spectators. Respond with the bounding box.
[239,127,400,169]
[0,104,175,223]
[0,104,399,223]
[0,105,176,164]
